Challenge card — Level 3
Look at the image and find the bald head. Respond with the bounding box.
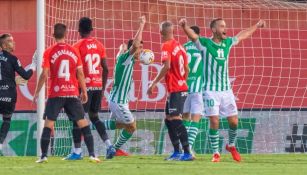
[160,21,173,37]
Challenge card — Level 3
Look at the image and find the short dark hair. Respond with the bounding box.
[0,33,11,47]
[190,26,200,35]
[53,23,66,39]
[78,17,93,35]
[210,18,223,29]
[127,39,143,50]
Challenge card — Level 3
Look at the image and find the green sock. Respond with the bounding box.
[104,120,116,130]
[114,129,133,149]
[228,127,237,147]
[183,120,191,133]
[209,128,219,154]
[188,121,199,148]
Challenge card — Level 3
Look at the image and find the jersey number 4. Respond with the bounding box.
[58,60,70,81]
[85,53,100,74]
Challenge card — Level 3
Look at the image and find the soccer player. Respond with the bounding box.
[34,23,100,163]
[63,17,114,160]
[182,26,203,159]
[0,34,36,156]
[179,18,265,162]
[103,16,146,156]
[147,21,192,161]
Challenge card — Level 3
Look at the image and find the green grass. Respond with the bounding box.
[0,154,307,175]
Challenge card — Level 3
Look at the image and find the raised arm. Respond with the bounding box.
[235,19,265,44]
[116,44,127,58]
[129,16,146,55]
[179,18,199,42]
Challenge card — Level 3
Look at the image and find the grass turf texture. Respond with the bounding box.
[0,154,306,175]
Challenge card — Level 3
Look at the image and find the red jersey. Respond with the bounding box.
[161,39,188,93]
[42,43,82,98]
[73,37,106,89]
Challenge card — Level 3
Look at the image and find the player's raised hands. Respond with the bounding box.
[256,19,265,28]
[179,18,188,27]
[139,16,146,26]
[179,18,187,27]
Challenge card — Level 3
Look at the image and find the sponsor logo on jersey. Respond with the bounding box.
[0,97,12,102]
[0,85,9,90]
[60,84,76,91]
[85,77,91,83]
[178,80,186,86]
[0,56,8,62]
[54,86,60,92]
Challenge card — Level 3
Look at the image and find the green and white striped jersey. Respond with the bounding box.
[195,37,238,91]
[184,41,203,93]
[109,50,135,104]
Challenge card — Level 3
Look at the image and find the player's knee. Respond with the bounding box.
[76,118,89,128]
[125,122,136,133]
[209,117,219,129]
[228,119,238,128]
[44,119,55,129]
[182,113,190,120]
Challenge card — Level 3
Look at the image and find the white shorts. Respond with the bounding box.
[203,90,238,117]
[183,92,204,115]
[109,101,134,124]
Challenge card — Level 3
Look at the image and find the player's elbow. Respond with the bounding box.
[22,71,33,80]
[190,35,198,42]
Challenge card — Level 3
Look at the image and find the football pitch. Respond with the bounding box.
[0,154,306,175]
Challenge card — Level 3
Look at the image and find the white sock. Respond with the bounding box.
[74,148,82,154]
[104,139,112,147]
[0,144,3,150]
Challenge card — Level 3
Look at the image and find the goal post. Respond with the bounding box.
[36,0,45,156]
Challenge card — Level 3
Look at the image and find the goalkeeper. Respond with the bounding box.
[0,34,36,156]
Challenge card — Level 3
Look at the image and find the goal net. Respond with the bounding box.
[44,0,307,156]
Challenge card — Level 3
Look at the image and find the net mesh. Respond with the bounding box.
[45,0,307,155]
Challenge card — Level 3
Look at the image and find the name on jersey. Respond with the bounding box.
[0,56,8,62]
[87,44,97,50]
[51,50,78,64]
[0,97,12,102]
[172,45,186,56]
[185,45,198,51]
